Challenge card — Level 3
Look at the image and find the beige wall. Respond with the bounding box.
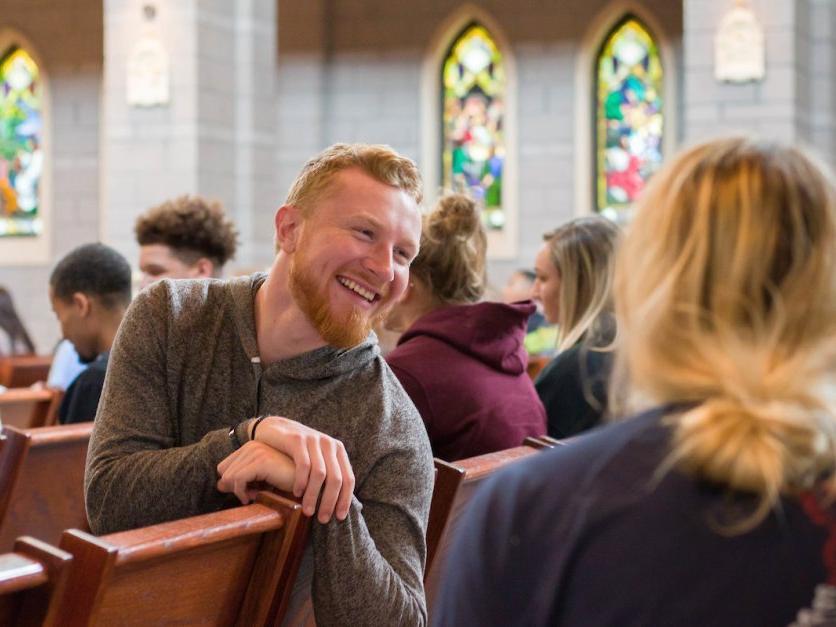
[2,0,834,354]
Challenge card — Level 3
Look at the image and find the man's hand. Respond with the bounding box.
[251,416,356,523]
[216,441,295,504]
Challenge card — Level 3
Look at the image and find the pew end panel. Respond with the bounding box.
[57,491,310,627]
[424,445,543,619]
[0,536,73,627]
[425,460,465,577]
[0,423,93,552]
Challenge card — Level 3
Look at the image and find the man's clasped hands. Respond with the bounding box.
[216,416,355,524]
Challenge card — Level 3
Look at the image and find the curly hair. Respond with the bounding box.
[135,196,239,270]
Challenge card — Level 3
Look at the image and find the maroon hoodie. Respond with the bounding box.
[386,301,546,462]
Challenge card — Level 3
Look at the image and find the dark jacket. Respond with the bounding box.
[535,342,613,439]
[387,301,546,461]
[433,406,829,627]
[59,351,109,424]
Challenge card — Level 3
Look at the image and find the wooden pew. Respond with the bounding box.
[524,435,569,449]
[526,354,551,380]
[0,423,93,551]
[56,491,311,626]
[0,355,52,388]
[424,445,543,618]
[523,435,553,450]
[0,387,63,429]
[0,536,73,627]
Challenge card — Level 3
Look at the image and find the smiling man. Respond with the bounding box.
[85,144,433,625]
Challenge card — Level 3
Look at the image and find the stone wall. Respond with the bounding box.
[274,0,684,290]
[2,0,833,354]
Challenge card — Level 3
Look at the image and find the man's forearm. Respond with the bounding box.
[85,427,236,534]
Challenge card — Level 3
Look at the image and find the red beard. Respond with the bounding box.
[289,246,389,349]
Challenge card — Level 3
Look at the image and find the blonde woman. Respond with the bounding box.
[385,194,546,461]
[433,138,836,626]
[532,217,619,438]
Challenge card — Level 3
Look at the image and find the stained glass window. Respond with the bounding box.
[442,24,506,230]
[0,46,43,237]
[595,17,663,220]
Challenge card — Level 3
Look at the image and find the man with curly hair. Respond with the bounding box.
[135,195,239,288]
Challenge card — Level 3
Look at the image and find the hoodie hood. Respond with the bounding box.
[397,300,534,375]
[227,272,379,382]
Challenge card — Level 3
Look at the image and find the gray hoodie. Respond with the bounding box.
[86,273,433,626]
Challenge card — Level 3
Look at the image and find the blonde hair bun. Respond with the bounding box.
[411,193,487,304]
[673,396,826,495]
[613,137,836,531]
[428,194,481,241]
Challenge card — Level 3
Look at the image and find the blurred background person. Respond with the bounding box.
[135,195,239,289]
[49,243,132,424]
[0,286,36,356]
[532,216,619,438]
[434,137,836,626]
[385,193,545,461]
[501,269,557,358]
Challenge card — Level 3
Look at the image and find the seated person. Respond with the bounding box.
[135,194,239,289]
[46,339,88,391]
[433,138,836,626]
[85,144,433,625]
[533,217,619,438]
[385,194,546,461]
[501,270,557,357]
[49,243,131,424]
[0,286,36,356]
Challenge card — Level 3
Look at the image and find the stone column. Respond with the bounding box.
[101,0,278,268]
[682,0,835,168]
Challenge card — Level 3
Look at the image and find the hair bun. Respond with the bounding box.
[429,193,480,239]
[674,396,821,502]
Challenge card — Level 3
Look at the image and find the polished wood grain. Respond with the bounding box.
[0,423,93,551]
[523,435,553,449]
[425,460,465,577]
[57,491,310,627]
[0,387,63,429]
[0,537,73,627]
[0,356,52,389]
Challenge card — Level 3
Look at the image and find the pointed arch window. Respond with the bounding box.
[594,17,663,220]
[0,46,43,237]
[441,23,506,230]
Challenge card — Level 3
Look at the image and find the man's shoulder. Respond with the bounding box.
[132,275,256,328]
[360,354,422,422]
[360,356,429,445]
[156,275,251,311]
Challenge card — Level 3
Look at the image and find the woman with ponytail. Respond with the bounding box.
[385,193,546,461]
[433,138,836,626]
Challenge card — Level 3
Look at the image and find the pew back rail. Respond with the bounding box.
[57,491,311,627]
